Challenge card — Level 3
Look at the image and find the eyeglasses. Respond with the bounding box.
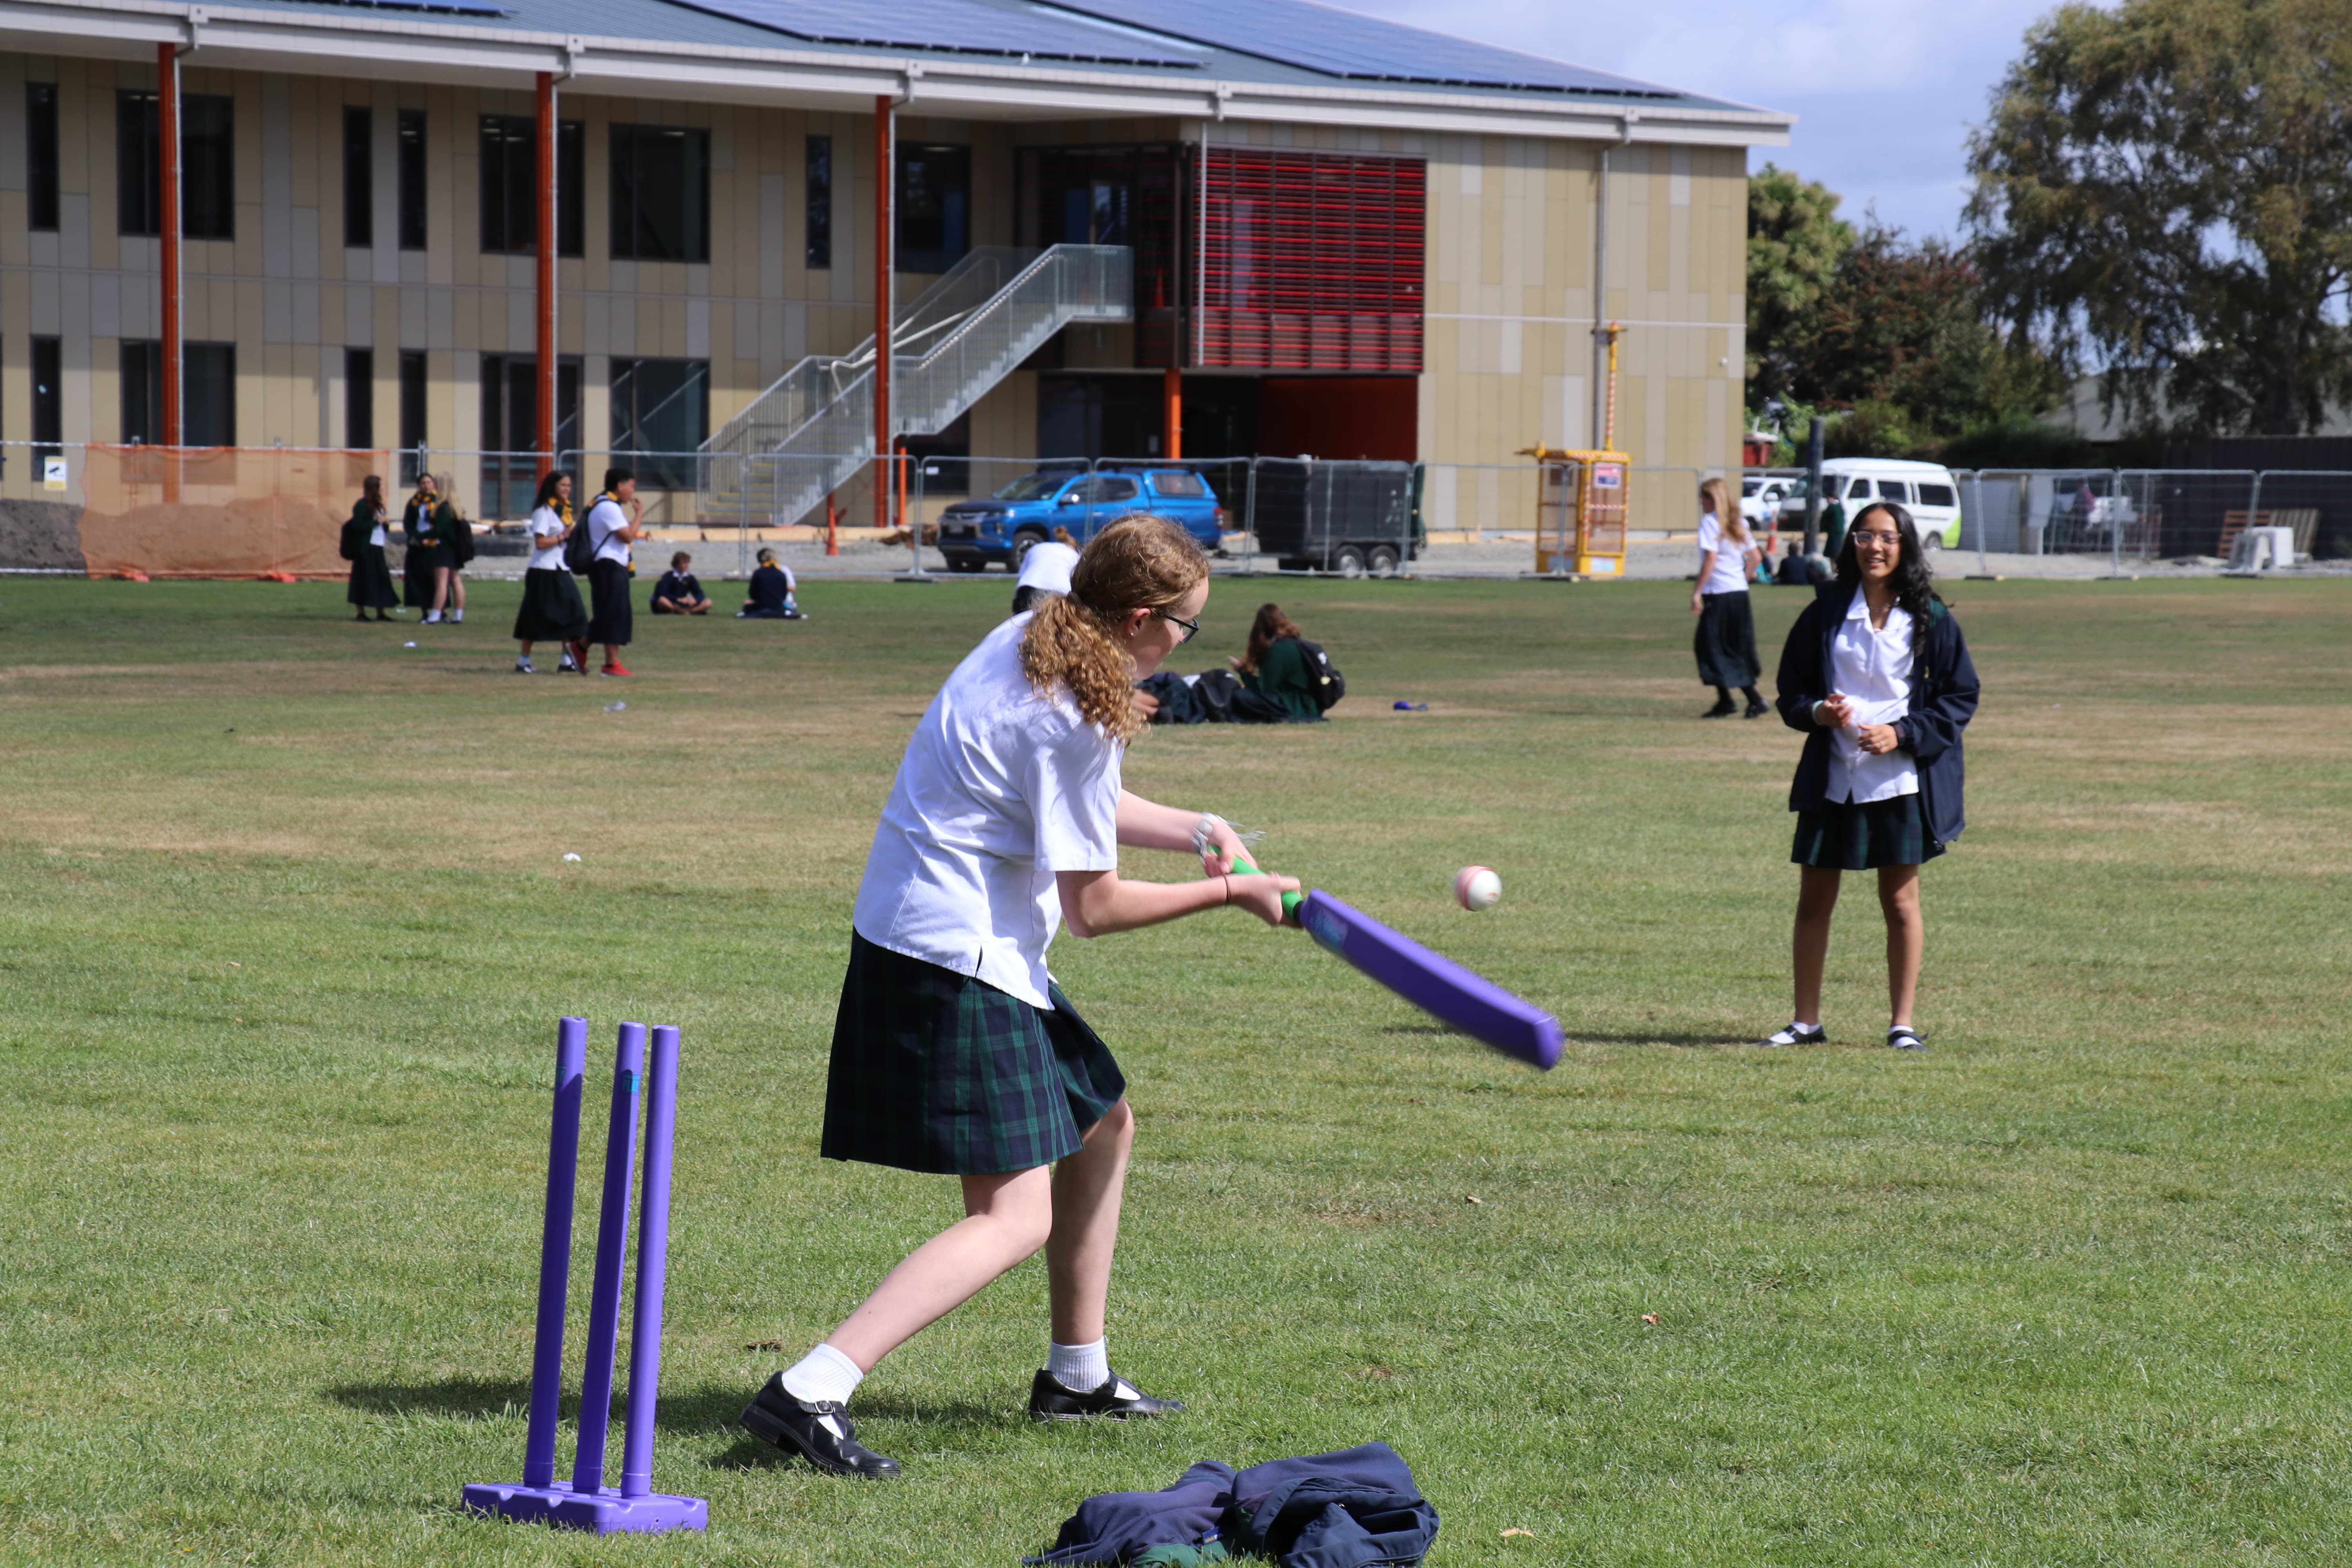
[1155,608,1201,643]
[1850,530,1903,546]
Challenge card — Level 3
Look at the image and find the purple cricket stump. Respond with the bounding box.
[521,1018,588,1490]
[570,1022,644,1498]
[620,1024,681,1500]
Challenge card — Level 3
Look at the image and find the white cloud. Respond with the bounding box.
[1331,0,2073,239]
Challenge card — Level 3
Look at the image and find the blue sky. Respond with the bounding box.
[1342,0,2067,242]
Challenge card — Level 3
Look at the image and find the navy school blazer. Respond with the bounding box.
[1773,579,1981,853]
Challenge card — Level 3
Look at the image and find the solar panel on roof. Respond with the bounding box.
[285,0,515,16]
[667,0,1206,65]
[1038,0,1682,95]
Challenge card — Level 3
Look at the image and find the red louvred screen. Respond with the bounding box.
[1196,148,1424,372]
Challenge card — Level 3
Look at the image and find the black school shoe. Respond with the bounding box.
[1026,1369,1184,1423]
[1754,1022,1827,1048]
[1888,1025,1929,1052]
[739,1373,902,1478]
[1700,700,1738,719]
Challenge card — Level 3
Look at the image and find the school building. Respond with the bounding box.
[0,0,1789,531]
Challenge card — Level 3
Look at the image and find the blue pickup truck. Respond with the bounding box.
[936,466,1227,572]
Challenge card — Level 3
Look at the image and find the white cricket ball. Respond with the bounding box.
[1454,865,1501,911]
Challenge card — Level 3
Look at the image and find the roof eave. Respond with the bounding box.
[0,0,1793,143]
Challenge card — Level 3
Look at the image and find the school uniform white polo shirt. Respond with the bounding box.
[851,614,1122,1009]
[587,497,632,566]
[1826,596,1919,803]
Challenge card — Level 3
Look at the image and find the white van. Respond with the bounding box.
[1776,458,1963,549]
[1740,475,1797,531]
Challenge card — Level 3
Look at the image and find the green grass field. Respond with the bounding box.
[2,571,2348,1566]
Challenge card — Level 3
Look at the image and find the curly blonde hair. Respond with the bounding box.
[1022,515,1208,740]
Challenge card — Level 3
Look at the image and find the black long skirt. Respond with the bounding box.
[512,567,588,642]
[347,544,398,610]
[1694,591,1762,688]
[401,543,440,609]
[585,559,633,646]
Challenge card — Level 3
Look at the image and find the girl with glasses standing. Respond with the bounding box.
[1759,501,1979,1053]
[739,517,1299,1479]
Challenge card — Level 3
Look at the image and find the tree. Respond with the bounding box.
[1965,0,2352,436]
[1746,163,1854,403]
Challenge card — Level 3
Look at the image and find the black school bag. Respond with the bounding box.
[564,500,606,575]
[1287,637,1346,712]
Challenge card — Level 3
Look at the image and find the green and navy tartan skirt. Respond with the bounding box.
[820,930,1127,1176]
[1791,793,1940,870]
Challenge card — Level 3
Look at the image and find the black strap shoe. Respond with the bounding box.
[1754,1022,1827,1048]
[1026,1368,1184,1422]
[1887,1025,1929,1052]
[739,1373,902,1478]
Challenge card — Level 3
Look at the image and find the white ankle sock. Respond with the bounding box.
[780,1342,864,1406]
[1793,1020,1820,1030]
[1049,1338,1109,1392]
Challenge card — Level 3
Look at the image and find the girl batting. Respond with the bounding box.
[1759,500,1979,1052]
[740,517,1297,1478]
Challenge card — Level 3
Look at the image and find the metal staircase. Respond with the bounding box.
[699,245,1131,527]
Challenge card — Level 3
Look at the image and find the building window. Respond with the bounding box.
[32,336,62,460]
[117,92,160,236]
[27,83,59,232]
[398,349,426,483]
[343,106,372,247]
[610,125,709,262]
[397,109,426,250]
[608,358,707,490]
[806,134,831,269]
[119,91,234,240]
[184,343,235,446]
[181,96,233,240]
[480,354,581,518]
[479,115,583,255]
[1196,148,1425,372]
[120,341,159,443]
[896,144,970,273]
[345,347,373,449]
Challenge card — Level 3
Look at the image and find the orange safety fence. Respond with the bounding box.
[77,446,392,580]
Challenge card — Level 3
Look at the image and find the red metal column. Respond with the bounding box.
[1163,366,1181,459]
[535,72,557,479]
[157,42,182,452]
[873,95,893,532]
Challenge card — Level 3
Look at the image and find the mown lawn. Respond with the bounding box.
[0,572,2347,1566]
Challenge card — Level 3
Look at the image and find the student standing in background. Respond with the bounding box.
[1691,477,1766,718]
[428,473,474,624]
[513,470,589,674]
[583,469,647,677]
[401,473,445,619]
[344,475,398,621]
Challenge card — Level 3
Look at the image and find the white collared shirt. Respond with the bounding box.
[586,496,632,566]
[1826,594,1919,803]
[851,615,1122,1009]
[527,506,568,571]
[1696,513,1751,594]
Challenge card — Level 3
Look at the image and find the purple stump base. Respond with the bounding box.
[462,1479,708,1534]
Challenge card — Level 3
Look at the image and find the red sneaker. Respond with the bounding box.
[564,640,589,672]
[600,661,633,677]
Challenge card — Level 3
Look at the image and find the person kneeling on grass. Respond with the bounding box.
[650,552,711,615]
[1758,499,1979,1053]
[737,548,804,619]
[739,516,1298,1480]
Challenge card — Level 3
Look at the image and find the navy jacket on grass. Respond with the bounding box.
[1028,1442,1437,1567]
[1774,579,1981,853]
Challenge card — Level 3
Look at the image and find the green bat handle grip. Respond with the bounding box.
[1227,850,1305,920]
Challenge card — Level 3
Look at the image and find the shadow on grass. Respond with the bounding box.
[1384,1021,1757,1049]
[326,1377,1011,1445]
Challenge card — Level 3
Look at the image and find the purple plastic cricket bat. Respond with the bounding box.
[1233,855,1562,1070]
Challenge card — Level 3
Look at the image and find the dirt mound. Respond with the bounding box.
[0,499,87,572]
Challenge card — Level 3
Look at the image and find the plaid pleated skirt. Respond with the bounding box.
[820,931,1127,1176]
[1791,793,1941,870]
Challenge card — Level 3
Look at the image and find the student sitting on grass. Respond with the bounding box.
[737,549,804,619]
[651,553,711,615]
[1758,499,1979,1054]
